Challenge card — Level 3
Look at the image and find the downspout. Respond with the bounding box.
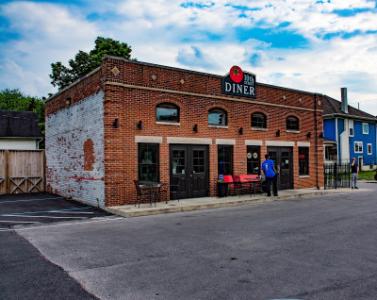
[314,94,319,189]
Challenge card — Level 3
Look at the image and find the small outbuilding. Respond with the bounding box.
[0,110,42,150]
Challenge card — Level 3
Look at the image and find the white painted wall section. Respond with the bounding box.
[45,91,105,208]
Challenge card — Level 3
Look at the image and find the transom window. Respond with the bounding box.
[251,112,267,129]
[208,108,227,126]
[156,103,180,123]
[286,116,299,131]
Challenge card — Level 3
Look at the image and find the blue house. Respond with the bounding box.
[323,88,377,170]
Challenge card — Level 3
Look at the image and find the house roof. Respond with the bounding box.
[323,96,377,122]
[0,110,42,138]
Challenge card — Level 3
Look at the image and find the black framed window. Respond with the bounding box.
[286,116,299,131]
[138,143,159,182]
[247,146,261,174]
[298,147,309,175]
[218,145,233,176]
[208,108,227,126]
[156,103,180,123]
[251,112,267,129]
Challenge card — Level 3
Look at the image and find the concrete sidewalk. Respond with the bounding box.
[106,187,356,218]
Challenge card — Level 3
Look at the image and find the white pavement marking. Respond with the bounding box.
[8,208,95,215]
[0,197,65,205]
[1,214,88,219]
[0,220,41,224]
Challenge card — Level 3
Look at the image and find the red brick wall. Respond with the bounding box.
[46,57,324,207]
[101,57,324,206]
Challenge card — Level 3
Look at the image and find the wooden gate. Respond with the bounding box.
[0,150,45,195]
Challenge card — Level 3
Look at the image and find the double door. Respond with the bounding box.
[267,147,293,190]
[170,145,209,200]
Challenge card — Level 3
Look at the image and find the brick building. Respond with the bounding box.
[45,56,324,207]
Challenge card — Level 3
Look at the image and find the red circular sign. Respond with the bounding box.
[229,66,244,83]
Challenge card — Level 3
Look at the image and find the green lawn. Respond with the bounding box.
[358,170,377,181]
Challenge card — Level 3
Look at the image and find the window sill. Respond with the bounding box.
[208,125,228,129]
[156,121,180,126]
[286,130,300,134]
[299,175,310,178]
[251,127,267,131]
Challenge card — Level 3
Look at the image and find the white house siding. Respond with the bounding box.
[45,91,105,207]
[0,139,38,150]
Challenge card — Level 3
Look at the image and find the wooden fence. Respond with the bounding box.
[0,150,45,195]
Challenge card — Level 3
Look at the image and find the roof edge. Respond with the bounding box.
[103,55,317,96]
[46,66,101,103]
[323,113,377,122]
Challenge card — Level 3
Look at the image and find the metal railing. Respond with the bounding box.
[324,163,351,189]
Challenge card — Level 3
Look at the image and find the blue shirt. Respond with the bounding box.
[262,159,276,178]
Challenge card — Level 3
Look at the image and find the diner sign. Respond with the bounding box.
[222,66,256,98]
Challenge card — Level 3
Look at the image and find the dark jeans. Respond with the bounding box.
[266,175,278,196]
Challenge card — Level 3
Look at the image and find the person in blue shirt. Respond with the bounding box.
[261,154,278,196]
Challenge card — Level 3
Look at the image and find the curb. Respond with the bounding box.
[106,189,344,218]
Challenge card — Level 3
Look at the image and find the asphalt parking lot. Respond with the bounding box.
[0,193,111,229]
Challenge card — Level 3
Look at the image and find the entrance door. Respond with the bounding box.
[170,145,209,200]
[267,147,294,190]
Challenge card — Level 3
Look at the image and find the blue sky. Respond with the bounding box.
[0,0,377,114]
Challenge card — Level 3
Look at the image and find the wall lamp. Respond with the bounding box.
[238,127,243,135]
[65,97,71,106]
[136,120,143,130]
[306,131,312,139]
[319,132,324,138]
[193,124,198,133]
[112,118,119,128]
[275,129,280,137]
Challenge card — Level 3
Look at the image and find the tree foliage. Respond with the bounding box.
[50,36,132,90]
[0,89,45,138]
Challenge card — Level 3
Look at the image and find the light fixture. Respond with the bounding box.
[112,118,119,128]
[193,124,198,133]
[137,120,143,130]
[306,131,312,139]
[275,129,280,137]
[319,132,324,138]
[238,127,243,135]
[65,97,71,106]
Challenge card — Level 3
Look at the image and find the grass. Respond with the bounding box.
[358,170,377,181]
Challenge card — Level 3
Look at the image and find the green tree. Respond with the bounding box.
[50,36,132,90]
[0,89,45,142]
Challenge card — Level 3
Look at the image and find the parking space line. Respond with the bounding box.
[1,214,88,219]
[0,197,65,205]
[0,220,41,224]
[4,207,94,215]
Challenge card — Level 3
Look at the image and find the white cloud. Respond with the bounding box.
[0,0,376,115]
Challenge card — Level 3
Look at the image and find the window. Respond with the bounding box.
[251,112,267,129]
[156,103,179,123]
[367,143,372,155]
[325,145,337,161]
[286,116,299,131]
[299,147,309,176]
[208,108,227,126]
[362,122,369,134]
[138,143,159,182]
[218,145,233,176]
[349,120,354,136]
[247,146,260,174]
[354,141,363,153]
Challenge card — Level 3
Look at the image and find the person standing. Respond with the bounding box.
[262,154,278,196]
[351,157,359,189]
